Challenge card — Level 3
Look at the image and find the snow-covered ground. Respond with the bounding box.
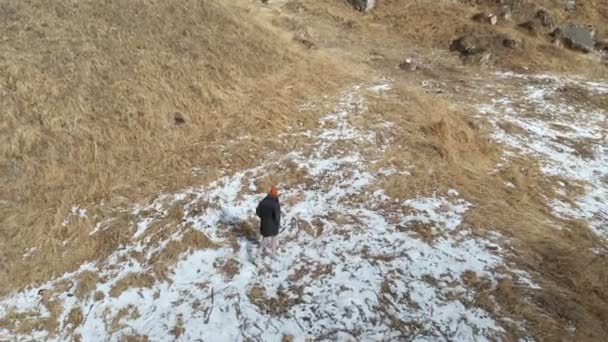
[477,72,608,240]
[0,82,536,341]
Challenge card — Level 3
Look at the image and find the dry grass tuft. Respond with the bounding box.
[65,306,84,334]
[248,284,302,316]
[0,309,41,335]
[219,258,241,281]
[400,221,439,243]
[148,228,218,282]
[94,291,105,301]
[110,305,141,333]
[75,270,102,299]
[109,273,155,298]
[170,315,185,339]
[122,335,149,342]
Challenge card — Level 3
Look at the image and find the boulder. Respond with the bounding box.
[174,112,186,126]
[502,37,519,49]
[450,33,518,65]
[596,40,608,54]
[552,24,595,53]
[450,35,486,56]
[347,0,375,12]
[518,9,555,35]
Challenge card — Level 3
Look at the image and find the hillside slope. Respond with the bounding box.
[0,0,352,295]
[1,0,608,341]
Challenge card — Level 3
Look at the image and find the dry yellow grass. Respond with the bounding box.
[109,273,155,298]
[0,0,353,295]
[110,305,141,334]
[74,270,103,299]
[359,76,608,339]
[1,0,608,340]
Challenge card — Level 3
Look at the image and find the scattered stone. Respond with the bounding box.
[564,0,576,11]
[596,40,608,54]
[535,9,554,28]
[472,12,498,26]
[478,52,492,65]
[499,6,512,21]
[294,36,314,49]
[293,29,315,49]
[518,9,555,35]
[398,58,418,71]
[518,20,541,34]
[173,112,186,126]
[347,0,375,12]
[450,35,486,56]
[502,37,519,49]
[450,33,518,65]
[551,24,595,53]
[486,244,500,252]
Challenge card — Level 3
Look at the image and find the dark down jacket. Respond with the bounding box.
[256,196,281,237]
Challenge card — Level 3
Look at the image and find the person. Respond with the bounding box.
[256,186,281,257]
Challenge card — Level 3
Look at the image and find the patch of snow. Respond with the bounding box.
[479,73,608,239]
[0,81,534,341]
[62,205,88,227]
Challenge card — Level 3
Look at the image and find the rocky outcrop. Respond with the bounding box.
[518,9,555,35]
[450,33,519,65]
[551,24,595,53]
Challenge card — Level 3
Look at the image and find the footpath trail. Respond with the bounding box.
[0,81,540,341]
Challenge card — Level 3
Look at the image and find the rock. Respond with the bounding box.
[535,9,554,28]
[450,33,517,65]
[450,35,486,56]
[564,0,576,11]
[499,6,512,21]
[552,24,595,53]
[518,9,555,35]
[398,58,418,71]
[472,12,497,25]
[293,30,315,49]
[173,112,186,126]
[502,37,519,49]
[478,52,492,65]
[347,0,375,12]
[596,40,608,54]
[518,20,542,34]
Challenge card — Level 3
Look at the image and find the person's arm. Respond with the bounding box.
[256,202,261,218]
[273,202,281,227]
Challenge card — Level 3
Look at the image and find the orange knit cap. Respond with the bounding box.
[269,186,279,197]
